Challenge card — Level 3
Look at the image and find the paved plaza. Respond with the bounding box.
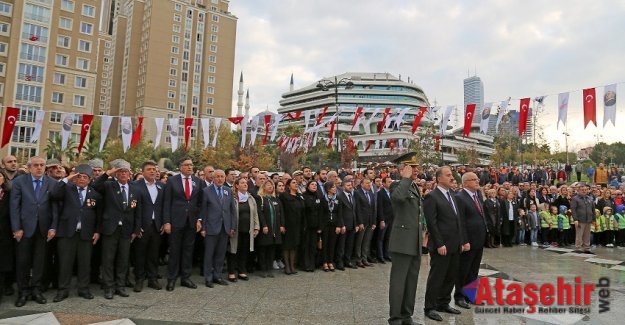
[0,245,624,325]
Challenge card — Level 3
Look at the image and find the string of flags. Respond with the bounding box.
[0,81,621,154]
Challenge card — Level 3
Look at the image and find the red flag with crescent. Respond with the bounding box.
[263,115,272,145]
[582,88,597,128]
[389,139,396,152]
[316,107,328,125]
[463,104,476,137]
[77,114,93,155]
[131,117,144,147]
[411,106,428,134]
[184,117,193,152]
[377,107,392,134]
[228,116,244,125]
[518,98,530,136]
[327,119,336,148]
[285,111,302,120]
[435,135,441,152]
[1,107,20,148]
[351,107,363,130]
[364,140,374,152]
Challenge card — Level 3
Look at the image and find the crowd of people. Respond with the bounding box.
[0,154,620,323]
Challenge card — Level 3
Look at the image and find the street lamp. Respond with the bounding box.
[316,76,354,169]
[563,132,570,165]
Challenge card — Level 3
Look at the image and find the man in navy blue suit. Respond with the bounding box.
[200,169,236,287]
[10,156,58,307]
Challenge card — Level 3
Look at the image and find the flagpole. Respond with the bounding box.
[316,76,353,170]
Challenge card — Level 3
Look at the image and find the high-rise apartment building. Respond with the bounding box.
[463,75,484,125]
[1,0,237,159]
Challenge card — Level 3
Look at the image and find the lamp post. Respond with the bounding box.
[316,76,354,169]
[563,132,570,165]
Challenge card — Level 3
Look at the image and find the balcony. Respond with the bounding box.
[15,93,42,103]
[19,52,46,62]
[21,33,48,43]
[18,73,43,83]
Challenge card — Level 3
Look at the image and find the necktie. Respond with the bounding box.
[347,193,352,204]
[121,185,127,208]
[473,193,482,215]
[446,191,457,214]
[34,179,42,200]
[365,191,370,204]
[79,187,85,205]
[184,177,191,200]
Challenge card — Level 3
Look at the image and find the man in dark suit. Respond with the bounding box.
[10,156,57,307]
[91,159,141,299]
[353,178,376,267]
[132,161,164,292]
[200,169,236,287]
[388,162,422,325]
[453,172,488,309]
[423,166,467,322]
[50,164,101,302]
[376,176,394,263]
[335,179,357,270]
[163,157,205,291]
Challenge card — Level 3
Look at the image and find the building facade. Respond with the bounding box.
[463,75,484,125]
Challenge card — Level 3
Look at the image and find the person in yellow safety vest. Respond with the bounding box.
[616,205,625,247]
[594,208,605,247]
[538,203,551,247]
[603,206,616,247]
[548,206,559,247]
[557,205,570,247]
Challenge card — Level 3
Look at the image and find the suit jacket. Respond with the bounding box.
[484,198,503,235]
[336,190,356,230]
[132,179,165,231]
[376,187,393,225]
[91,174,141,238]
[51,180,101,240]
[354,187,376,226]
[163,174,205,228]
[423,187,465,253]
[455,190,487,249]
[200,184,236,236]
[501,199,519,236]
[10,174,58,238]
[388,178,422,256]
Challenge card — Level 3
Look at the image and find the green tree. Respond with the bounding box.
[45,134,77,163]
[103,137,154,171]
[408,122,438,166]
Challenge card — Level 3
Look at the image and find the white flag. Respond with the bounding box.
[270,114,283,141]
[479,102,493,134]
[30,110,45,143]
[495,100,509,133]
[440,105,455,135]
[61,113,75,150]
[120,117,132,153]
[603,84,617,127]
[154,118,164,149]
[249,115,260,145]
[394,108,409,130]
[212,118,222,147]
[169,118,179,152]
[200,118,210,148]
[557,92,569,129]
[368,108,381,125]
[304,110,311,132]
[99,115,113,152]
[240,115,248,148]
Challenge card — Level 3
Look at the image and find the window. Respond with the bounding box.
[16,106,37,122]
[0,63,4,76]
[53,73,65,85]
[23,23,49,42]
[207,97,214,105]
[211,25,218,33]
[208,66,216,73]
[82,4,95,17]
[16,84,42,102]
[50,112,61,123]
[57,35,70,48]
[78,40,90,52]
[79,22,93,34]
[0,2,12,16]
[173,25,180,33]
[170,57,178,65]
[59,17,72,30]
[211,35,218,42]
[169,68,177,76]
[55,54,68,66]
[52,92,64,103]
[206,108,213,115]
[168,79,176,87]
[208,76,215,83]
[168,91,175,99]
[18,63,44,82]
[210,44,217,52]
[12,126,35,143]
[212,14,219,22]
[209,55,216,63]
[182,62,189,71]
[76,58,89,70]
[207,86,214,94]
[173,14,181,22]
[75,76,87,88]
[171,46,178,54]
[24,4,50,23]
[167,102,174,109]
[0,42,6,55]
[174,3,181,11]
[0,83,3,97]
[20,43,46,62]
[73,95,86,107]
[172,35,179,43]
[61,0,74,12]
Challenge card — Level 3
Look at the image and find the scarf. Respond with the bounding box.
[238,191,249,203]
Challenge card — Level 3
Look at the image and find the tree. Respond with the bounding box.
[456,146,480,167]
[199,123,239,169]
[45,134,77,163]
[408,122,439,166]
[102,137,154,171]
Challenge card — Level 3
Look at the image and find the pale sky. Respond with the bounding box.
[229,0,625,152]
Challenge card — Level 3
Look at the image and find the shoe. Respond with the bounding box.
[363,261,373,267]
[32,292,47,304]
[356,261,365,268]
[267,272,274,278]
[531,242,539,247]
[424,310,443,321]
[53,291,68,303]
[238,274,249,281]
[336,264,345,271]
[377,258,386,264]
[323,264,330,272]
[384,256,392,262]
[205,281,214,288]
[114,288,129,297]
[213,278,229,286]
[78,291,94,300]
[227,275,238,282]
[15,295,28,307]
[367,257,378,264]
[347,263,357,269]
[436,305,461,314]
[166,280,175,291]
[104,289,114,299]
[455,299,470,309]
[147,280,162,290]
[328,264,335,272]
[133,280,144,292]
[180,279,197,289]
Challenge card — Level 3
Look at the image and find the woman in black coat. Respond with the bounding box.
[255,180,285,278]
[483,188,503,248]
[302,181,323,272]
[320,181,341,272]
[0,170,13,301]
[279,179,305,275]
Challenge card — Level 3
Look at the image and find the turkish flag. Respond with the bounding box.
[364,139,374,152]
[518,98,530,136]
[131,117,144,147]
[351,107,364,130]
[184,117,193,152]
[378,107,392,134]
[583,88,597,128]
[1,107,20,148]
[411,106,428,134]
[435,135,441,152]
[463,104,476,137]
[285,111,302,120]
[316,107,328,125]
[77,114,93,155]
[263,115,272,145]
[389,139,395,152]
[228,116,244,124]
[327,120,336,148]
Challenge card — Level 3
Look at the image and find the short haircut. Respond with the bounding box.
[177,156,193,166]
[225,168,236,176]
[142,160,157,170]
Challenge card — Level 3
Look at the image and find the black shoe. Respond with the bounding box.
[356,261,365,268]
[213,278,229,286]
[166,280,175,291]
[336,265,345,271]
[32,292,47,304]
[147,280,162,290]
[78,291,94,300]
[53,291,68,303]
[15,295,28,307]
[104,289,114,299]
[133,280,144,292]
[367,257,378,264]
[436,305,461,314]
[347,262,358,269]
[180,279,197,289]
[228,276,238,282]
[384,256,392,262]
[205,281,214,288]
[424,310,443,321]
[377,257,386,264]
[455,299,471,309]
[238,274,249,281]
[114,288,129,297]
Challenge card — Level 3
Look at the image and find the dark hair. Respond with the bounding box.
[382,176,392,184]
[306,180,317,193]
[435,166,451,179]
[177,156,193,166]
[285,178,297,192]
[225,168,236,176]
[142,160,157,170]
[323,180,335,193]
[0,169,10,191]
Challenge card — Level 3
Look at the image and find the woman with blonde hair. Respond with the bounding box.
[255,180,284,278]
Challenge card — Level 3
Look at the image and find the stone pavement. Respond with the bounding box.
[0,245,624,325]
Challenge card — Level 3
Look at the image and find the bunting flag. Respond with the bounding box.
[130,117,144,148]
[479,102,492,134]
[285,111,302,120]
[378,107,391,134]
[277,134,287,148]
[389,138,395,152]
[435,135,441,152]
[77,114,93,155]
[211,118,222,147]
[120,117,132,152]
[263,115,272,145]
[327,119,336,148]
[518,98,530,136]
[603,84,617,127]
[304,110,311,132]
[183,117,193,151]
[440,105,454,135]
[99,115,113,152]
[240,115,248,147]
[462,104,476,137]
[270,114,283,141]
[169,118,179,152]
[61,113,75,150]
[154,117,164,149]
[249,115,260,146]
[393,108,409,130]
[316,107,328,125]
[495,100,509,133]
[200,118,210,148]
[535,96,546,110]
[30,110,45,143]
[583,88,597,128]
[364,139,374,152]
[351,106,364,130]
[1,107,19,148]
[367,108,381,126]
[411,106,428,134]
[557,92,569,129]
[228,116,244,125]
